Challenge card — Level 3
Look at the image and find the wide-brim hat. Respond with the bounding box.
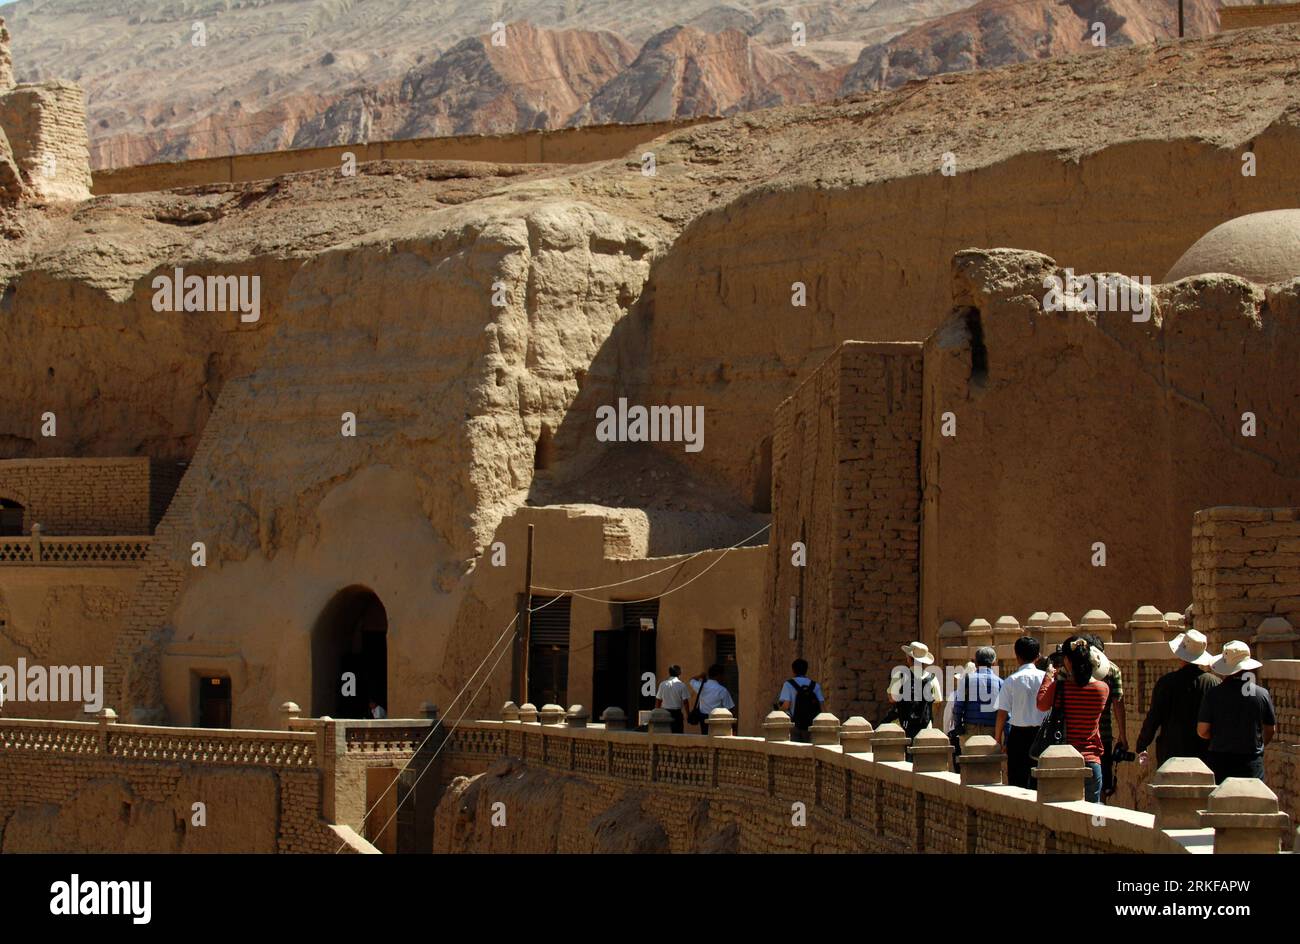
[1169,629,1214,666]
[1211,640,1263,676]
[901,641,934,665]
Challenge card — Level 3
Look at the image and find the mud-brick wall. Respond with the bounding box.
[0,81,91,201]
[764,341,924,727]
[0,725,340,853]
[433,723,1190,854]
[0,457,152,535]
[1221,3,1300,30]
[1193,507,1300,645]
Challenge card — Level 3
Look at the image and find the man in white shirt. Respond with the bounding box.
[994,635,1048,788]
[689,665,736,735]
[368,698,387,720]
[655,664,691,733]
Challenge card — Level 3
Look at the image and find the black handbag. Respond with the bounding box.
[687,681,706,725]
[1028,672,1067,762]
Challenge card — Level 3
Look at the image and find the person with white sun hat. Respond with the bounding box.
[1135,625,1220,768]
[1197,639,1276,784]
[887,641,942,738]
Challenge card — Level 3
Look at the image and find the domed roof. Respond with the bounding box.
[1164,210,1300,284]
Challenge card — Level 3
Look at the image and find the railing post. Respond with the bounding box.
[1148,757,1216,829]
[762,710,793,742]
[808,712,841,747]
[1200,778,1292,854]
[96,707,117,754]
[279,701,301,731]
[565,704,588,728]
[956,735,1004,785]
[1032,745,1088,802]
[869,722,908,762]
[30,523,42,563]
[839,716,873,755]
[706,708,735,737]
[648,708,673,735]
[600,707,626,730]
[910,728,954,773]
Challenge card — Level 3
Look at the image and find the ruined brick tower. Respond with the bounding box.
[0,16,92,202]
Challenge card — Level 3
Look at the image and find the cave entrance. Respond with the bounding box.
[0,498,24,537]
[311,586,388,718]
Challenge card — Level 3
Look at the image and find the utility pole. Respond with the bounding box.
[516,524,535,704]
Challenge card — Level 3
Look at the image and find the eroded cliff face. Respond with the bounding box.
[6,25,1300,723]
[923,247,1300,634]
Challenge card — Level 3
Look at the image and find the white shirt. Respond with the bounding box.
[689,678,735,714]
[370,705,387,719]
[888,666,942,703]
[656,676,691,710]
[996,663,1047,727]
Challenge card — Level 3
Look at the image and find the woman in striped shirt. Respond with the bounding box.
[1036,635,1109,803]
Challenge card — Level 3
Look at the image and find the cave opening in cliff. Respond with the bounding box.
[311,586,388,719]
[0,498,24,536]
[534,424,555,472]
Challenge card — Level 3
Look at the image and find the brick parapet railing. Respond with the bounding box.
[0,715,317,767]
[438,718,1211,853]
[0,534,152,566]
[0,714,440,852]
[935,610,1300,823]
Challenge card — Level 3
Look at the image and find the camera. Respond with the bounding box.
[1113,747,1137,763]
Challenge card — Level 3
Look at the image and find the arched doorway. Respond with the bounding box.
[311,586,388,718]
[0,498,25,536]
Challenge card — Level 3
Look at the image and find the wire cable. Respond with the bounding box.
[330,610,518,853]
[353,623,518,853]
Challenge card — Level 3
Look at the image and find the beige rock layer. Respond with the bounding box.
[5,25,1300,723]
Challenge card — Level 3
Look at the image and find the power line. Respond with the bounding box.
[330,611,518,854]
[350,518,771,849]
[534,520,771,605]
[348,622,518,854]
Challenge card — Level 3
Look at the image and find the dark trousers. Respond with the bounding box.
[1006,725,1038,789]
[667,708,684,734]
[1207,751,1266,784]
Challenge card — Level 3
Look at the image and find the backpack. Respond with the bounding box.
[787,678,821,729]
[896,672,936,739]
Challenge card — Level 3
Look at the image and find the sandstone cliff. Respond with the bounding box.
[567,26,843,126]
[842,0,1221,92]
[7,24,1300,723]
[5,0,982,168]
